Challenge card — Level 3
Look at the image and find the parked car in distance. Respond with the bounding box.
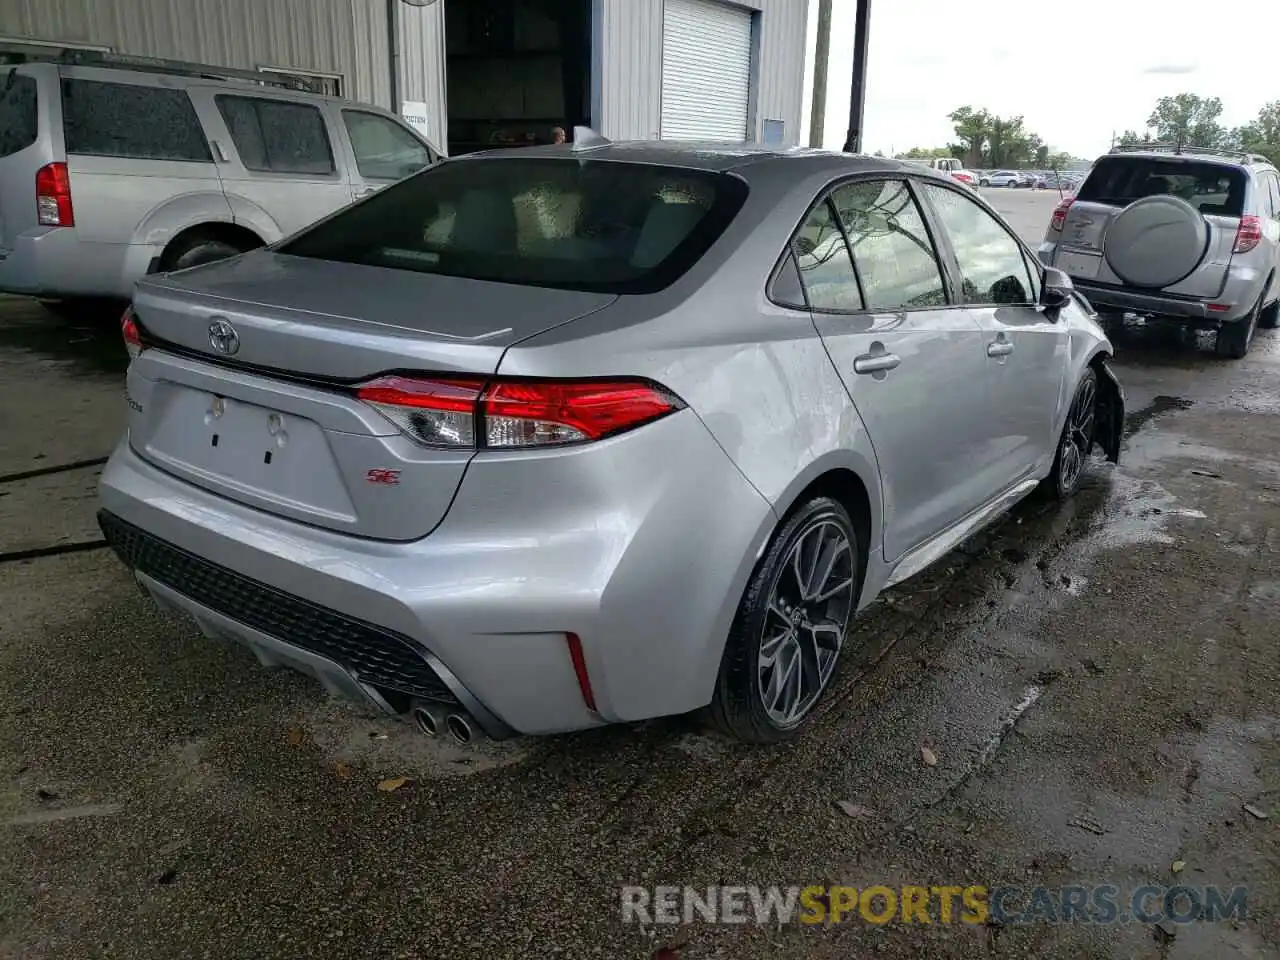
[981,169,1031,188]
[1039,145,1280,358]
[99,143,1124,744]
[900,156,979,189]
[0,53,439,311]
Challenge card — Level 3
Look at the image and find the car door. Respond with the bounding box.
[797,178,992,563]
[195,90,353,236]
[337,108,436,202]
[917,180,1067,489]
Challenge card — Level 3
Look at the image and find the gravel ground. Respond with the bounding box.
[1,191,1277,959]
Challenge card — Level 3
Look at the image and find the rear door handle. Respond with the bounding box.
[987,340,1015,358]
[853,353,901,375]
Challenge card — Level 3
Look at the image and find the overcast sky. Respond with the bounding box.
[798,0,1280,159]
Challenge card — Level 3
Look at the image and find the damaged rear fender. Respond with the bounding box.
[1092,356,1124,464]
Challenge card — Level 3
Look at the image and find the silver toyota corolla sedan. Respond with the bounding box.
[98,140,1124,744]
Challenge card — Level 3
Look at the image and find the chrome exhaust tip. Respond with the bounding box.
[445,713,474,745]
[412,703,443,738]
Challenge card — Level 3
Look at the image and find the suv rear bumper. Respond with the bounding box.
[0,229,152,299]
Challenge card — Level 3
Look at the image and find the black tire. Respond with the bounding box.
[1216,292,1263,359]
[1043,367,1098,500]
[708,497,860,743]
[1259,298,1279,330]
[979,179,990,187]
[163,235,251,273]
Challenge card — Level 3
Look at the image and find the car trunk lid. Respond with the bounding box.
[127,252,616,540]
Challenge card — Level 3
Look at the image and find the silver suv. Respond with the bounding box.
[1038,145,1280,358]
[0,53,438,308]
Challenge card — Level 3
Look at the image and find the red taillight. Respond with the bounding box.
[121,305,142,361]
[1234,215,1262,254]
[35,162,74,227]
[1050,196,1074,231]
[354,375,683,449]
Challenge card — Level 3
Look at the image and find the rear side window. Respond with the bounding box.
[830,180,948,310]
[792,200,863,311]
[1078,156,1247,216]
[341,110,432,180]
[217,95,335,176]
[277,158,748,294]
[0,72,38,158]
[61,79,211,162]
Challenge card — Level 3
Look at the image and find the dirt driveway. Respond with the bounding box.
[1,193,1277,959]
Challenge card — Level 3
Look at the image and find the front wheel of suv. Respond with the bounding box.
[708,497,860,743]
[1216,293,1263,359]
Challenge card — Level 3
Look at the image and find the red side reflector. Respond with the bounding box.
[36,162,74,227]
[565,632,597,713]
[1207,303,1231,313]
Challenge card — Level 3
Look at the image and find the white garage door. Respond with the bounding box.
[660,0,753,141]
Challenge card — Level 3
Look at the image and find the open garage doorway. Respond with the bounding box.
[444,0,591,155]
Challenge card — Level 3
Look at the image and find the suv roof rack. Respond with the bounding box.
[0,41,315,92]
[1109,142,1272,165]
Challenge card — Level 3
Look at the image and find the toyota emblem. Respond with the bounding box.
[208,318,240,356]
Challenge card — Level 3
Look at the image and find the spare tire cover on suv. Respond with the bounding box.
[1103,194,1210,289]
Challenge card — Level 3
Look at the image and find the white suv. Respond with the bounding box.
[0,52,439,309]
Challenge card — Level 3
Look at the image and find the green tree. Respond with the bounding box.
[1146,94,1225,150]
[901,146,953,160]
[1116,129,1145,148]
[947,106,992,167]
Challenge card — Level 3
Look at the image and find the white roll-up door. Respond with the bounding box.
[660,0,753,141]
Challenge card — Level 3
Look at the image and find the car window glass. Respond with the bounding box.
[792,200,863,311]
[278,157,748,295]
[0,72,38,158]
[61,79,210,162]
[830,180,947,310]
[1078,157,1246,216]
[769,249,808,309]
[1265,173,1280,219]
[217,95,334,175]
[342,110,431,181]
[919,183,1034,306]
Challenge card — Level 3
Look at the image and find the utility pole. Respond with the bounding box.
[808,0,832,148]
[842,0,871,153]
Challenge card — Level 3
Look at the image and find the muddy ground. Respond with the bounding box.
[0,190,1277,959]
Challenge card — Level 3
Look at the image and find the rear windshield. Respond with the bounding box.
[1078,156,1247,216]
[278,157,749,294]
[0,72,38,159]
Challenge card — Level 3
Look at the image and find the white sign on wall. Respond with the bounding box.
[401,100,430,137]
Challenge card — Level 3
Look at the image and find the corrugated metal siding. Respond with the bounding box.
[0,0,394,107]
[396,1,447,150]
[596,0,808,145]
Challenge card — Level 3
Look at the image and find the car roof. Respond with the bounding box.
[457,140,930,177]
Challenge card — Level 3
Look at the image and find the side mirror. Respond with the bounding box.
[1040,266,1073,311]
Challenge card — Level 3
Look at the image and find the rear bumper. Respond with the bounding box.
[98,414,775,736]
[0,229,152,299]
[1039,241,1261,324]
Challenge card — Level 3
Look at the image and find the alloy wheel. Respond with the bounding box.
[1058,375,1096,491]
[756,519,856,727]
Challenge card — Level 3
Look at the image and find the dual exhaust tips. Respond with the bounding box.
[412,701,476,745]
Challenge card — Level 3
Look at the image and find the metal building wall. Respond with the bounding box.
[396,1,447,147]
[0,0,395,107]
[593,0,809,144]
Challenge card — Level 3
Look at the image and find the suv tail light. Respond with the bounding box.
[355,375,684,449]
[1050,196,1074,231]
[121,305,142,361]
[35,162,74,227]
[1233,215,1262,254]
